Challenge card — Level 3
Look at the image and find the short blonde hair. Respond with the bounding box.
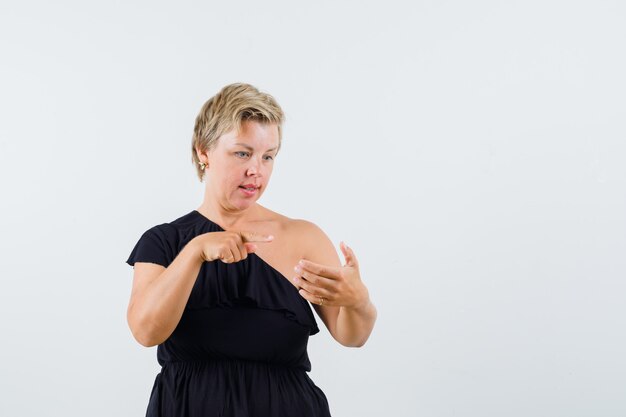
[191,82,285,182]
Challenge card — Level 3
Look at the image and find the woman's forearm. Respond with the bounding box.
[336,298,378,347]
[128,239,204,347]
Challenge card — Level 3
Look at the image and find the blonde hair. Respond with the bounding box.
[191,82,285,182]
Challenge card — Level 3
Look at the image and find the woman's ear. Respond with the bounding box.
[195,146,208,165]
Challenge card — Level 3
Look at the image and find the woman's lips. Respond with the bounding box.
[239,186,258,196]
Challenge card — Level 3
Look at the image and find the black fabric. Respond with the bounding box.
[126,210,331,417]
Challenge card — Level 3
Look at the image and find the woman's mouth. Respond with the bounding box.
[239,186,258,196]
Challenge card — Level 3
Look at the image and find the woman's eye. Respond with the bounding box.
[235,151,273,161]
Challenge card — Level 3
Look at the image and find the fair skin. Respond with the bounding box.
[127,119,377,348]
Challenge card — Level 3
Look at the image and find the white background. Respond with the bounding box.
[1,1,625,416]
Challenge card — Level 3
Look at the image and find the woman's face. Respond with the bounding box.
[204,120,279,211]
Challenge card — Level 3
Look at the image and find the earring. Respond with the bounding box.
[199,162,206,170]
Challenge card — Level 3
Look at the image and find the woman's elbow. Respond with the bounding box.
[127,307,164,347]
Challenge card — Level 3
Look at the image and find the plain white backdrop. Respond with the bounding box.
[1,1,625,416]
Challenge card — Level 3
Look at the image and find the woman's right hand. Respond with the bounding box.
[192,230,274,263]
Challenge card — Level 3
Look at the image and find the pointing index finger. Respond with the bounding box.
[239,230,274,243]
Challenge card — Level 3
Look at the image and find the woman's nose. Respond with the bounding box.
[247,161,259,174]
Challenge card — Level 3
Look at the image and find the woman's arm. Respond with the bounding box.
[295,220,377,347]
[127,240,204,347]
[336,296,377,347]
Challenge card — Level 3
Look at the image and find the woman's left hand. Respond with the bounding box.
[293,241,370,309]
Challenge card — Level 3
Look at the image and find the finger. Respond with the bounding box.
[298,287,332,306]
[297,287,328,305]
[295,267,336,292]
[339,241,358,268]
[297,288,314,303]
[293,274,331,298]
[239,230,274,243]
[233,238,247,261]
[297,258,342,280]
[219,249,234,263]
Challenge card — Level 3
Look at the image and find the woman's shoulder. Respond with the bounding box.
[279,217,334,257]
[257,205,326,238]
[287,217,326,238]
[253,206,332,256]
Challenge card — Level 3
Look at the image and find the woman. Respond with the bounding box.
[126,82,377,417]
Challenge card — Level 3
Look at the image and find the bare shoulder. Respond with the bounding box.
[254,210,322,257]
[287,217,322,236]
[288,219,332,250]
[254,205,339,274]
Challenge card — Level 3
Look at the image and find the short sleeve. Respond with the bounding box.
[126,225,176,268]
